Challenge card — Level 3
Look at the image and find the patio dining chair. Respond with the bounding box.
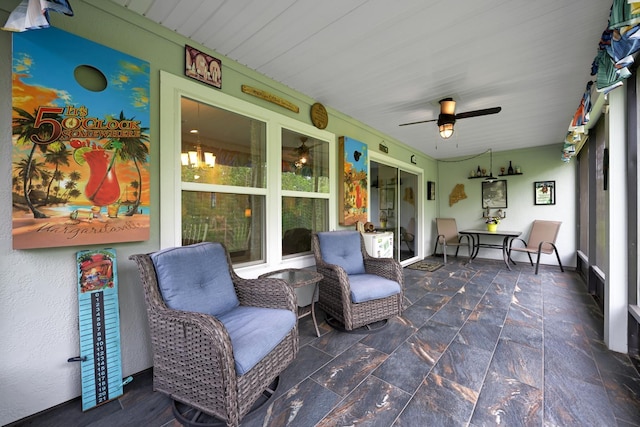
[508,220,563,274]
[433,218,471,264]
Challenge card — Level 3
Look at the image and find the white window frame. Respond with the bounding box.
[159,71,336,276]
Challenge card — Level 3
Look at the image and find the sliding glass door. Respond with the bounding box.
[370,160,420,262]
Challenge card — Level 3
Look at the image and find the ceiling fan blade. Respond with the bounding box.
[455,106,501,120]
[398,118,438,126]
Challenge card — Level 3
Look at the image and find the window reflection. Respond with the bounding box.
[281,129,329,193]
[181,97,266,187]
[282,197,328,256]
[182,191,264,264]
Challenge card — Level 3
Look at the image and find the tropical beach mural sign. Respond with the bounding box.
[339,136,368,226]
[12,27,150,249]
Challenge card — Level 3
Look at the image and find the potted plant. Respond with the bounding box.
[485,216,500,232]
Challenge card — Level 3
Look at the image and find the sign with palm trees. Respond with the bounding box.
[11,27,150,249]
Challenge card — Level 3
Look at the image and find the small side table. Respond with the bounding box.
[259,268,323,337]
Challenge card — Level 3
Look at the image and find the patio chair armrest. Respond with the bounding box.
[234,277,297,312]
[364,257,404,284]
[536,240,558,254]
[147,308,237,377]
[509,237,528,249]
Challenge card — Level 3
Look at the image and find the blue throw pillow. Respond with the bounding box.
[151,242,239,317]
[317,231,365,275]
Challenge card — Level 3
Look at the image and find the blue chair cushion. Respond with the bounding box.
[218,306,296,375]
[151,242,240,317]
[317,231,365,275]
[348,274,401,303]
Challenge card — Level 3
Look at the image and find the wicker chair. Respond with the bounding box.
[129,242,298,427]
[508,220,564,274]
[311,231,404,331]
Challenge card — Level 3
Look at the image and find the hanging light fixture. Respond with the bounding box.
[484,148,497,182]
[437,98,456,139]
[181,102,216,168]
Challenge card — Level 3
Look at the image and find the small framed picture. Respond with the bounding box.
[427,181,436,200]
[482,180,507,209]
[534,181,555,205]
[185,45,222,89]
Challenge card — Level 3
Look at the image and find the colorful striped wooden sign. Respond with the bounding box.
[76,249,123,411]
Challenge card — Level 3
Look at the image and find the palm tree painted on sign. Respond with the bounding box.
[43,145,71,205]
[13,156,48,214]
[12,107,62,218]
[104,111,149,217]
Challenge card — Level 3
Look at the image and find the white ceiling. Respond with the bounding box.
[109,0,612,159]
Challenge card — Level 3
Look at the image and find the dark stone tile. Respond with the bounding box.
[490,339,542,389]
[316,376,410,427]
[500,304,543,350]
[432,341,493,392]
[278,344,333,393]
[544,332,601,386]
[394,373,477,426]
[511,287,542,315]
[470,370,542,427]
[373,334,437,394]
[242,378,341,427]
[455,319,502,353]
[590,339,640,379]
[479,289,513,308]
[601,370,640,425]
[467,302,509,327]
[399,302,435,329]
[447,289,483,310]
[414,292,452,311]
[414,320,459,356]
[430,303,471,328]
[544,371,616,427]
[359,316,417,355]
[311,327,364,357]
[311,343,387,397]
[425,276,466,295]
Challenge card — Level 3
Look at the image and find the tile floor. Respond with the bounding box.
[10,257,640,427]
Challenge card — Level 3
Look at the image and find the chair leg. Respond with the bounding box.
[535,251,542,274]
[553,245,564,272]
[443,243,447,264]
[527,253,534,266]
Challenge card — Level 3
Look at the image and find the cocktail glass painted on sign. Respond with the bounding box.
[84,150,121,206]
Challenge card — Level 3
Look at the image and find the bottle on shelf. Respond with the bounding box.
[508,161,514,175]
[477,165,482,176]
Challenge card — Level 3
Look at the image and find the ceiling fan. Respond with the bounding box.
[399,98,501,139]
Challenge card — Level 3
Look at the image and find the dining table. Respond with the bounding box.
[459,229,522,270]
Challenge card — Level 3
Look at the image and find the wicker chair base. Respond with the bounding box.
[325,316,388,334]
[172,377,279,427]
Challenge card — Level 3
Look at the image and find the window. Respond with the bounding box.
[160,71,335,268]
[281,129,330,256]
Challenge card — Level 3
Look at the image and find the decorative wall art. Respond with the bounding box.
[339,136,368,225]
[449,184,467,206]
[534,180,556,205]
[185,45,222,89]
[11,27,150,249]
[427,181,436,200]
[482,180,508,209]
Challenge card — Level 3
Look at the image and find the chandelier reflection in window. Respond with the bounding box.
[294,137,311,169]
[181,143,216,168]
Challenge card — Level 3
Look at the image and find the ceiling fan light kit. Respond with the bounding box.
[399,97,501,140]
